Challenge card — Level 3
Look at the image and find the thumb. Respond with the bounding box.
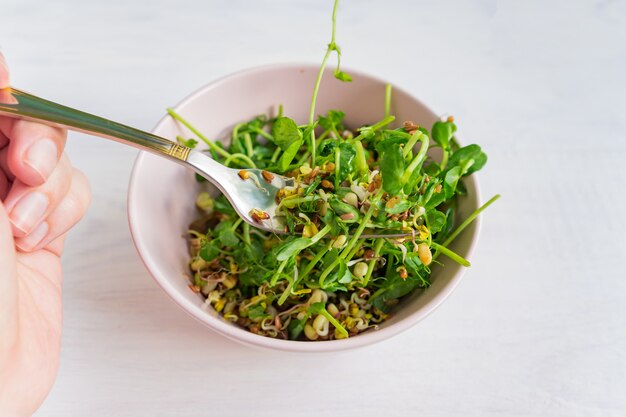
[0,201,18,350]
[0,52,17,348]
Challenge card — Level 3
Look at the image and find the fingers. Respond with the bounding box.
[0,141,14,198]
[15,169,90,253]
[0,52,9,89]
[0,169,8,200]
[0,118,13,144]
[1,53,66,187]
[43,233,67,257]
[0,145,13,182]
[0,126,8,148]
[2,154,72,238]
[6,119,66,187]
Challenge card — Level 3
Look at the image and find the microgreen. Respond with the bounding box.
[178,0,498,341]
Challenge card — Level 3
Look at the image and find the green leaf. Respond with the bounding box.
[404,253,430,287]
[370,270,422,311]
[319,253,351,288]
[277,140,302,172]
[421,179,445,209]
[338,264,352,284]
[276,237,313,261]
[437,205,456,242]
[322,210,346,236]
[385,199,412,214]
[273,117,303,151]
[337,142,357,179]
[404,252,422,275]
[447,144,487,176]
[284,211,297,234]
[354,141,368,178]
[179,137,198,148]
[444,166,461,200]
[426,209,446,234]
[380,130,409,146]
[218,228,239,247]
[329,197,360,223]
[334,70,352,82]
[199,241,219,261]
[431,120,456,150]
[247,304,268,320]
[213,220,231,233]
[288,318,306,340]
[308,302,326,315]
[358,125,376,139]
[252,145,274,160]
[322,281,348,292]
[318,139,337,157]
[329,260,351,284]
[456,179,468,196]
[425,192,445,210]
[304,176,322,196]
[213,195,235,214]
[239,268,270,287]
[423,163,441,177]
[402,166,422,195]
[379,141,405,196]
[318,110,345,131]
[236,239,264,266]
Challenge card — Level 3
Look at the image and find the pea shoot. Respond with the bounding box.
[176,0,499,341]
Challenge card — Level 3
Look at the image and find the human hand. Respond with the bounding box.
[0,53,91,416]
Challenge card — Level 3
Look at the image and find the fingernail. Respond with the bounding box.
[9,191,49,234]
[24,139,58,181]
[15,221,49,252]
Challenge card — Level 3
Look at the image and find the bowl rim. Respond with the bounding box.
[127,62,482,352]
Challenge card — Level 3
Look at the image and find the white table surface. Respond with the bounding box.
[2,0,625,415]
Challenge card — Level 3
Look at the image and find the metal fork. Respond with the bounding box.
[0,87,407,238]
[0,87,293,234]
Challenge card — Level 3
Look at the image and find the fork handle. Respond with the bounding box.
[0,87,192,162]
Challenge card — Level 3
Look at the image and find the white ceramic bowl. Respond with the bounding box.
[128,63,482,352]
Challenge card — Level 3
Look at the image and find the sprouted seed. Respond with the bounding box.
[261,170,274,183]
[172,0,499,341]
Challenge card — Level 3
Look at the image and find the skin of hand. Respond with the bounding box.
[0,53,91,416]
